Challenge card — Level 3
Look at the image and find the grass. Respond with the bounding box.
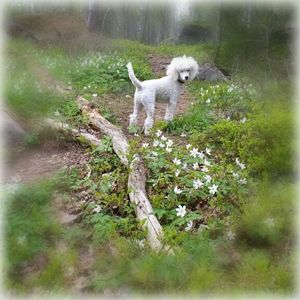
[5,181,64,292]
[4,36,296,295]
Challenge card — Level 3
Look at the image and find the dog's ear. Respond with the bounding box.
[189,59,199,80]
[166,62,178,81]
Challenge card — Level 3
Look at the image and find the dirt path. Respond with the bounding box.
[4,143,89,184]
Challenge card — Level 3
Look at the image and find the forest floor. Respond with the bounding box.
[5,35,294,295]
[5,53,194,185]
[4,53,196,293]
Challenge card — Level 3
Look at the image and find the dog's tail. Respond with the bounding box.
[127,62,142,90]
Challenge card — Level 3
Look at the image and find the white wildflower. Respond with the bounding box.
[190,148,199,158]
[204,175,212,183]
[142,142,149,148]
[205,148,211,155]
[206,98,211,104]
[166,147,172,153]
[92,93,98,97]
[175,205,186,217]
[153,140,160,147]
[201,166,209,172]
[227,116,231,120]
[239,178,247,185]
[197,151,205,159]
[227,230,235,241]
[174,186,183,195]
[151,151,158,157]
[186,144,192,150]
[185,220,193,231]
[204,159,211,166]
[240,117,247,123]
[54,110,60,117]
[175,170,180,177]
[83,86,87,90]
[93,205,102,213]
[6,184,19,194]
[166,139,173,147]
[137,239,145,248]
[155,130,162,137]
[235,158,246,170]
[232,172,239,178]
[264,218,275,228]
[193,163,199,170]
[182,163,188,169]
[173,157,181,166]
[134,133,139,137]
[193,179,204,189]
[209,184,218,195]
[239,162,246,170]
[161,135,167,141]
[159,142,165,148]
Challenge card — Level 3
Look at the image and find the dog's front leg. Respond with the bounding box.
[164,100,177,121]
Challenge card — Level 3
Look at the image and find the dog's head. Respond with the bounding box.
[166,55,199,83]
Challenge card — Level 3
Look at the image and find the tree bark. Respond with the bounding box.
[76,96,166,251]
[44,118,101,147]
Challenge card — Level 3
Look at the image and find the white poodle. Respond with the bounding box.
[126,55,199,135]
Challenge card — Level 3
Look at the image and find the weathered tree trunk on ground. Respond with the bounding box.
[76,97,129,165]
[128,156,165,250]
[76,96,166,251]
[44,118,101,147]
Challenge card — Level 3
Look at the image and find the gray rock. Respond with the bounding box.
[197,63,229,82]
[59,211,82,225]
[2,109,26,146]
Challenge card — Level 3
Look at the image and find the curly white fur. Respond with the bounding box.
[127,55,199,135]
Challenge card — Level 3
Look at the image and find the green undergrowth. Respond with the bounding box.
[5,37,295,294]
[6,43,64,119]
[166,80,294,179]
[56,136,145,242]
[4,180,88,293]
[4,179,294,294]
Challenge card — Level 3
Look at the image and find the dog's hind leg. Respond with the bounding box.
[129,100,143,127]
[143,100,155,136]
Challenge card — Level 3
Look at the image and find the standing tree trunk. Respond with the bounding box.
[86,0,101,33]
[214,6,223,63]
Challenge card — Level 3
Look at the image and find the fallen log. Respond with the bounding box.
[44,118,101,147]
[76,97,129,166]
[76,96,165,251]
[128,155,164,250]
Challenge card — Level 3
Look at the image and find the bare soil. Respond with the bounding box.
[4,142,90,184]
